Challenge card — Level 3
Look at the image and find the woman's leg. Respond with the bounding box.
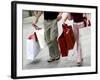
[73,23,84,65]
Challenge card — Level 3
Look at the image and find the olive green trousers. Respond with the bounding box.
[44,19,60,59]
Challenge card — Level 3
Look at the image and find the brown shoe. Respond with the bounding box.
[77,58,83,66]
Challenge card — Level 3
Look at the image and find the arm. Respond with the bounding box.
[32,11,43,27]
[83,13,91,26]
[56,12,63,21]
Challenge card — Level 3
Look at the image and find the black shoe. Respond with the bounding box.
[47,58,55,62]
[55,57,60,60]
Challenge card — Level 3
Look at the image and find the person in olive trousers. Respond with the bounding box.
[32,11,62,62]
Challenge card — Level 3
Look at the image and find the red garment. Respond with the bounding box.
[63,24,75,50]
[58,24,75,57]
[58,33,68,57]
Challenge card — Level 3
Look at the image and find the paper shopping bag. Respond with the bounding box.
[35,28,46,48]
[63,24,75,50]
[26,32,40,60]
[58,24,75,57]
[58,33,68,57]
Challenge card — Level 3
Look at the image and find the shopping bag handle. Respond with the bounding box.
[34,24,42,30]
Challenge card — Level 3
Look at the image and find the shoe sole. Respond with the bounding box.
[47,57,60,62]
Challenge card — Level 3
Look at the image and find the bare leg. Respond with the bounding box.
[73,23,84,65]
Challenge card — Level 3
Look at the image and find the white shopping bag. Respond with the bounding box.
[26,32,40,60]
[35,28,46,49]
[79,26,91,58]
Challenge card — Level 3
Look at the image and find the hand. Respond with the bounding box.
[62,19,66,25]
[62,22,66,25]
[33,24,42,30]
[35,26,42,30]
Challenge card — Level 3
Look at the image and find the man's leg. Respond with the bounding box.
[44,20,57,62]
[48,41,56,60]
[53,39,60,59]
[50,20,60,60]
[44,19,60,62]
[47,39,60,62]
